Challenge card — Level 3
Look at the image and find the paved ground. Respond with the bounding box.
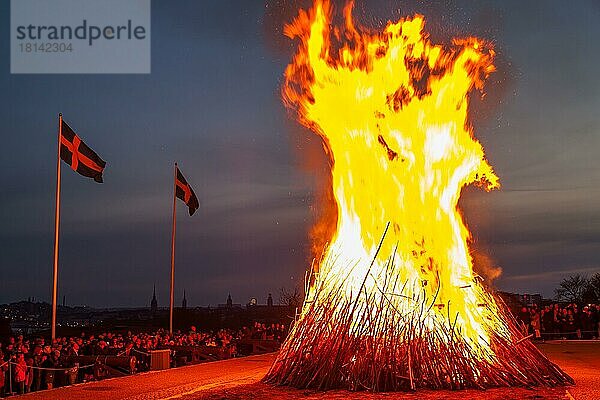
[536,341,600,400]
[20,353,276,400]
[18,341,600,400]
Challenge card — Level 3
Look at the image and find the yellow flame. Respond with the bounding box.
[285,1,508,357]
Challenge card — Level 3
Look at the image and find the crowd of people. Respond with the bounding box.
[2,303,597,396]
[514,303,600,340]
[0,322,287,396]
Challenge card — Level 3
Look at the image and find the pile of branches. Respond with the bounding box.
[264,226,573,391]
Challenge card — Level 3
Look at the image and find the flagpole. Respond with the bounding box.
[169,162,177,335]
[51,113,62,340]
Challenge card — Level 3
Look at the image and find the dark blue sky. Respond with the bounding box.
[1,0,599,307]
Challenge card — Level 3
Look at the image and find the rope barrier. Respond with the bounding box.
[131,348,152,357]
[8,360,96,371]
[537,330,599,336]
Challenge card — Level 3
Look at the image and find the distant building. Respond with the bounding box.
[218,294,242,309]
[520,293,543,307]
[150,284,158,315]
[498,291,546,310]
[498,291,520,310]
[267,293,273,307]
[182,290,187,310]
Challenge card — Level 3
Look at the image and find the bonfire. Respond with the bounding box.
[264,0,573,391]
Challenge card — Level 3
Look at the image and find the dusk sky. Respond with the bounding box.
[1,0,599,308]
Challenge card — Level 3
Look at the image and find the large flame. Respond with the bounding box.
[285,1,505,357]
[266,1,573,389]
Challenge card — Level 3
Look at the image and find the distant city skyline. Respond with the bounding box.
[1,0,599,307]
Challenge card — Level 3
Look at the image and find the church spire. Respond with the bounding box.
[151,284,158,315]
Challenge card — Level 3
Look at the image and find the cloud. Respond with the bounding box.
[500,266,600,283]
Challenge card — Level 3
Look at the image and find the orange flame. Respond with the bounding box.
[285,0,507,356]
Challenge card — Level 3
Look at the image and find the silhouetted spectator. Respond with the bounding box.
[14,353,27,394]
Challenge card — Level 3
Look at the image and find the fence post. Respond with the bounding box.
[9,359,12,395]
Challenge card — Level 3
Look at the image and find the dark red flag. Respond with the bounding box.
[60,120,106,183]
[175,166,199,216]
